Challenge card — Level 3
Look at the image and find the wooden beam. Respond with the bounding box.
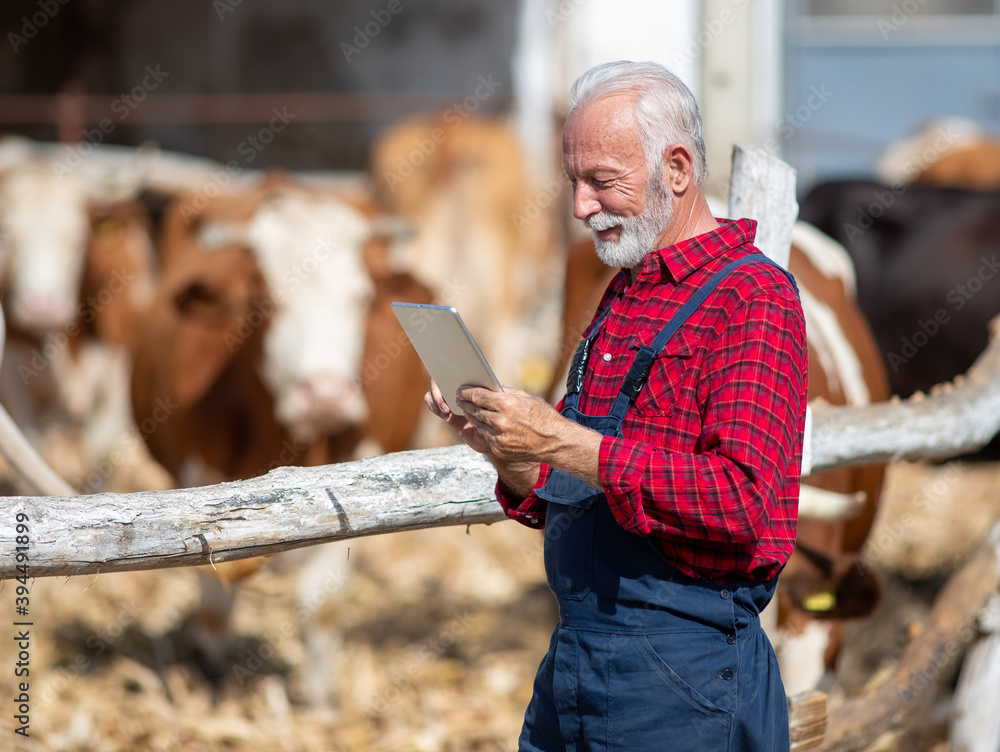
[809,315,1000,472]
[0,445,502,580]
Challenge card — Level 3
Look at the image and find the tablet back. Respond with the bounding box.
[391,302,503,416]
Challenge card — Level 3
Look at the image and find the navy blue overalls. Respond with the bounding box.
[519,254,795,752]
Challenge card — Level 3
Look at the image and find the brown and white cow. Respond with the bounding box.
[130,174,433,691]
[545,220,889,695]
[132,175,433,484]
[370,115,560,391]
[0,157,159,488]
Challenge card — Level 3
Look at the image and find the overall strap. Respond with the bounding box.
[564,294,619,400]
[614,253,792,412]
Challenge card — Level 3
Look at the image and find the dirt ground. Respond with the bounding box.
[1,457,998,751]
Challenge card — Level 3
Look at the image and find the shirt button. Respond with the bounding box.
[720,589,731,600]
[726,633,736,645]
[603,353,612,362]
[722,668,734,681]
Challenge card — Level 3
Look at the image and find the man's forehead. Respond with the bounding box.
[562,95,643,171]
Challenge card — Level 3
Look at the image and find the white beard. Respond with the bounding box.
[586,190,674,269]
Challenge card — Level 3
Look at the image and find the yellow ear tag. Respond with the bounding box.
[802,591,837,612]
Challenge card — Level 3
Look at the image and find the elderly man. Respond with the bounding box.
[426,60,807,751]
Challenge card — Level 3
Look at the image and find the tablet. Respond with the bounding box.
[391,302,503,416]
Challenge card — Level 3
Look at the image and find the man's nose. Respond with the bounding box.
[572,183,601,221]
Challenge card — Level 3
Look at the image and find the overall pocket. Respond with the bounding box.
[607,632,734,750]
[541,497,598,600]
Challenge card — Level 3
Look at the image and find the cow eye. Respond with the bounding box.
[174,281,227,322]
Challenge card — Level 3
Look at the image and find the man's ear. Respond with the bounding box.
[662,143,696,195]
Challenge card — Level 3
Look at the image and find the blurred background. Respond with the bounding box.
[6,0,1000,193]
[2,1,1000,751]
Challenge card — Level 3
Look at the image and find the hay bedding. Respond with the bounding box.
[1,459,998,751]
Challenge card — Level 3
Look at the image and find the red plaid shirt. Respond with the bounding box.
[497,219,807,583]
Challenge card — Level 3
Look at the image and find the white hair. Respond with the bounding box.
[568,60,707,186]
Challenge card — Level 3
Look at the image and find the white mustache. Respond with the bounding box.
[585,212,628,232]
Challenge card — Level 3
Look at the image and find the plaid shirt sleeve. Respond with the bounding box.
[599,292,806,572]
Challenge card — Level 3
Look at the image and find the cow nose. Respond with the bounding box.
[280,376,369,437]
[10,293,75,333]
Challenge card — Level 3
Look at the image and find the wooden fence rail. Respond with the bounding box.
[1,314,998,581]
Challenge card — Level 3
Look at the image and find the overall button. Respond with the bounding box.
[720,589,731,600]
[722,668,734,681]
[726,633,736,645]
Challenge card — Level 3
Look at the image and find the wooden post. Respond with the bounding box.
[728,142,798,269]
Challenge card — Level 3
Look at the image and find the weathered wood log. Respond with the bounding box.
[809,315,1000,473]
[0,445,501,579]
[814,521,1000,752]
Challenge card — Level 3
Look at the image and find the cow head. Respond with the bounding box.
[161,179,391,445]
[245,190,375,441]
[0,156,155,343]
[0,163,91,334]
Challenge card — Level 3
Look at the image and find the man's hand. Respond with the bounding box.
[452,384,605,493]
[423,380,493,455]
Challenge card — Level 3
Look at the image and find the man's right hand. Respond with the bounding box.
[424,380,542,499]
